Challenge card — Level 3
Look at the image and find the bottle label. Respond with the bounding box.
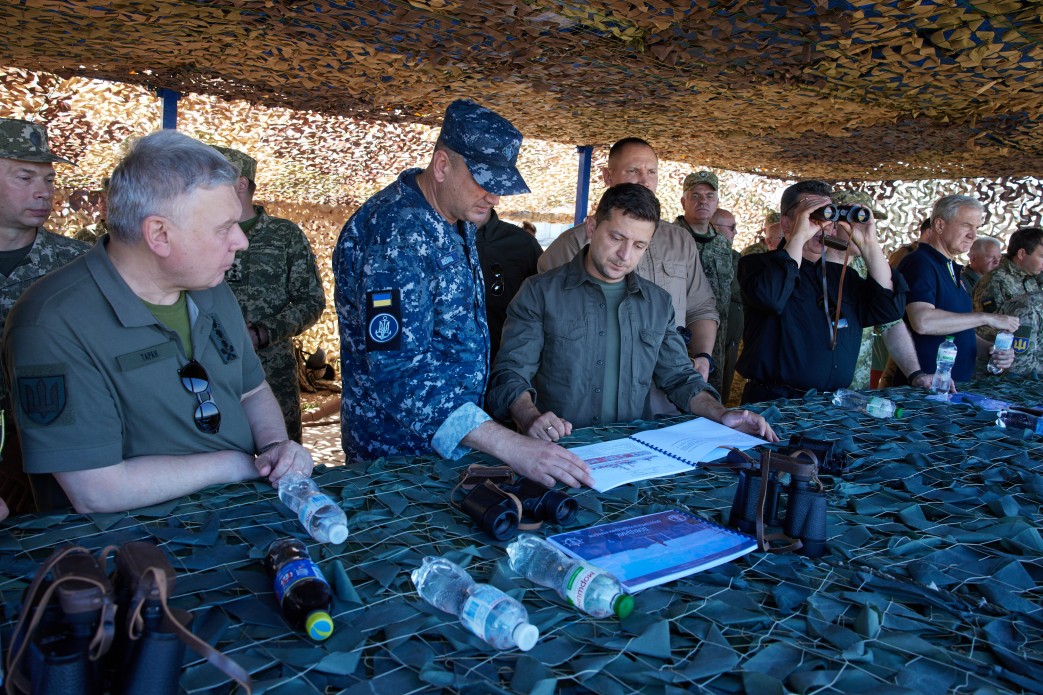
[300,494,328,529]
[460,585,509,641]
[994,332,1014,350]
[564,564,604,609]
[937,346,957,363]
[274,558,329,605]
[865,398,891,418]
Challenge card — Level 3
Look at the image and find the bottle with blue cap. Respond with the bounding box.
[411,557,539,651]
[266,539,334,641]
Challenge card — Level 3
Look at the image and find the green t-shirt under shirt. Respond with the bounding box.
[593,277,627,425]
[143,291,193,359]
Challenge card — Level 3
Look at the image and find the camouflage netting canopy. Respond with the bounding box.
[3,0,1043,181]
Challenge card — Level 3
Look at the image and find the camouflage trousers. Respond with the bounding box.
[258,340,303,443]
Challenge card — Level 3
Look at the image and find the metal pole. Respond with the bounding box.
[574,145,593,226]
[156,88,181,129]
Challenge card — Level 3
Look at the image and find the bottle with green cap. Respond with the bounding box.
[831,388,903,419]
[506,534,634,619]
[266,538,334,641]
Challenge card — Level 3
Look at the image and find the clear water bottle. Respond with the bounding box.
[996,410,1043,435]
[277,472,349,544]
[411,557,539,651]
[506,534,634,619]
[931,336,958,393]
[831,388,903,418]
[987,331,1014,375]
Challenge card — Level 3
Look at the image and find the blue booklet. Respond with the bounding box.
[548,509,757,593]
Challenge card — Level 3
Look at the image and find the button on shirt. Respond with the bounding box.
[487,250,717,428]
[737,249,907,392]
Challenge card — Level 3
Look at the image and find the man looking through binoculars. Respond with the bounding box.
[736,180,908,404]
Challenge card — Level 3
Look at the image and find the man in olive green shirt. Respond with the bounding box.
[489,184,776,443]
[4,131,314,513]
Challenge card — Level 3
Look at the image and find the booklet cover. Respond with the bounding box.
[568,417,766,492]
[548,509,758,593]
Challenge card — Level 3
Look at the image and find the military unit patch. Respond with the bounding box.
[209,316,239,363]
[18,374,67,426]
[366,289,402,351]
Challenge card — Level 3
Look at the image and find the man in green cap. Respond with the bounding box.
[213,146,325,443]
[0,118,89,513]
[675,170,733,393]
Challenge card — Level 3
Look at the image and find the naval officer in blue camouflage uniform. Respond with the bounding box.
[334,100,592,488]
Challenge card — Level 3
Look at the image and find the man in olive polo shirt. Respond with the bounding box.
[3,130,314,513]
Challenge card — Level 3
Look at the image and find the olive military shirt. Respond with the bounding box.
[488,250,718,429]
[3,239,265,508]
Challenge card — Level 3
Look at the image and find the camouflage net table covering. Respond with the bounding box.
[0,379,1040,694]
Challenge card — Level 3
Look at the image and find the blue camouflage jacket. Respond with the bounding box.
[333,169,492,461]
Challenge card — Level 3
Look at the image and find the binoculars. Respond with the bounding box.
[728,449,829,558]
[810,203,872,225]
[7,542,251,695]
[457,468,578,541]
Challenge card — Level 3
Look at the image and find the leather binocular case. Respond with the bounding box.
[5,542,253,695]
[727,448,829,558]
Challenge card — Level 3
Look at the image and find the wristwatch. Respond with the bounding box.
[693,352,716,375]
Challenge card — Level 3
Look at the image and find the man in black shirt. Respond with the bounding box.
[736,181,907,403]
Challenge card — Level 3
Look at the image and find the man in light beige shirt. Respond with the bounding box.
[538,138,719,389]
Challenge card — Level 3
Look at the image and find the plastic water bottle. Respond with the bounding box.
[506,535,634,619]
[831,388,903,418]
[266,538,335,640]
[987,331,1014,375]
[996,410,1043,435]
[411,557,539,651]
[931,337,958,393]
[277,472,349,544]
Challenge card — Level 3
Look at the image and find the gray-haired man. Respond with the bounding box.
[4,130,313,513]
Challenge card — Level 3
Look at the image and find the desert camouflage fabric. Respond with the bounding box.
[225,206,325,442]
[0,229,89,404]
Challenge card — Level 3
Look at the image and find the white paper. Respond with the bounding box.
[569,438,695,492]
[571,418,767,492]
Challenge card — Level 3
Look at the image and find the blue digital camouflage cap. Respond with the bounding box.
[0,118,73,164]
[438,100,529,196]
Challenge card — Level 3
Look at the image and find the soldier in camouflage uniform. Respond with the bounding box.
[333,100,592,488]
[741,211,782,256]
[973,227,1043,376]
[0,119,89,514]
[214,146,325,443]
[674,171,733,393]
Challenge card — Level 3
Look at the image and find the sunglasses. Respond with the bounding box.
[178,360,221,434]
[490,263,504,297]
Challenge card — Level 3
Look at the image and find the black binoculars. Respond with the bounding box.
[728,450,829,558]
[810,203,871,225]
[457,468,578,541]
[781,435,848,477]
[7,542,250,695]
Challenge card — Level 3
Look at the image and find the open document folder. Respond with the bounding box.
[568,417,767,492]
